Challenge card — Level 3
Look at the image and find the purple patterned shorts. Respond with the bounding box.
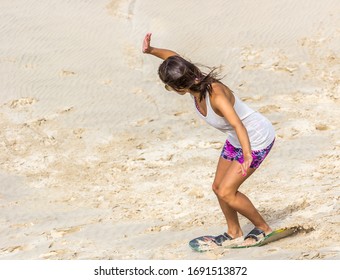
[221,139,275,169]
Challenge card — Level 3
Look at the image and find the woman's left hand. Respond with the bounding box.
[240,154,253,177]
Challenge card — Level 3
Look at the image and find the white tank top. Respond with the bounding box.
[192,93,275,150]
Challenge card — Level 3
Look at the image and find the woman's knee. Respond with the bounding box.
[211,182,219,195]
[215,184,236,203]
[218,190,236,205]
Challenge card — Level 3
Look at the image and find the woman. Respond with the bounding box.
[142,33,275,245]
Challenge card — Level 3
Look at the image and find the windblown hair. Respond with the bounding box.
[158,56,222,101]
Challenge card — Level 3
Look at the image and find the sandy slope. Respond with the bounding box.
[0,0,339,260]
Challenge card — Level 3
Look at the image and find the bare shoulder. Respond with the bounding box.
[209,83,236,116]
[211,82,234,103]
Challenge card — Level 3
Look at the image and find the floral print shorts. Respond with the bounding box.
[221,139,275,169]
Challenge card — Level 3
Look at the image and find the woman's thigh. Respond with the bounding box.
[213,157,256,195]
[213,157,233,187]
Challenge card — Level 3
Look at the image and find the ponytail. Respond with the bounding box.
[189,67,221,101]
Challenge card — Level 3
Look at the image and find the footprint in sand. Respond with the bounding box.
[59,70,76,77]
[6,97,38,109]
[241,95,262,102]
[258,104,281,114]
[0,245,25,254]
[39,249,74,259]
[240,45,264,70]
[315,124,330,131]
[57,106,74,114]
[173,111,188,116]
[271,63,299,75]
[49,226,82,238]
[133,118,155,127]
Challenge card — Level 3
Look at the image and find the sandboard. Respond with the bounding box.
[189,227,298,252]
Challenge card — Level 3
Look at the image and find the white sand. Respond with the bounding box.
[0,0,339,260]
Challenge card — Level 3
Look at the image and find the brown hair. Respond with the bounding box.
[158,56,222,101]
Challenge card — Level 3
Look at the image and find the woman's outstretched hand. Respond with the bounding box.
[142,33,152,54]
[141,33,178,59]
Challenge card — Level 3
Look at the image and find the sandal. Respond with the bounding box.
[209,232,233,246]
[244,227,266,242]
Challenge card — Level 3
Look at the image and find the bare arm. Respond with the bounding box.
[211,85,253,176]
[142,33,178,60]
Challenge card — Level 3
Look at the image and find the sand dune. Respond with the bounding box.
[0,0,339,260]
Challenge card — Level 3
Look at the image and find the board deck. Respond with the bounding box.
[189,227,299,252]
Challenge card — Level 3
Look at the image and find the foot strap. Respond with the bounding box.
[212,232,233,246]
[244,228,266,242]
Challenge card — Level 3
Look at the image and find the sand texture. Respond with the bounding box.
[0,0,339,260]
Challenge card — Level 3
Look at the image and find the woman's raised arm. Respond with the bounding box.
[142,33,178,60]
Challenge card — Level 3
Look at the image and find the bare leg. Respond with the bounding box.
[212,157,243,238]
[213,158,272,241]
